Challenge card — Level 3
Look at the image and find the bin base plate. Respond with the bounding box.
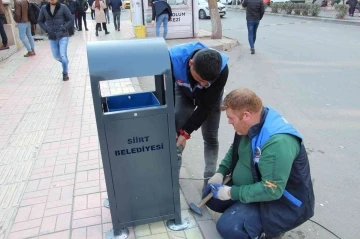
[106,228,129,239]
[103,199,110,208]
[166,218,190,231]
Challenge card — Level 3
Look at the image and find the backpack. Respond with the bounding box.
[28,2,41,24]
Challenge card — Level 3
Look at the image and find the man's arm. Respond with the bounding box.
[260,0,265,19]
[151,3,156,21]
[242,0,248,8]
[182,65,228,135]
[63,5,74,29]
[37,6,47,31]
[216,144,233,177]
[14,1,21,23]
[230,134,300,203]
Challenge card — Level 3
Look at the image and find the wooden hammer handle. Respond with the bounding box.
[198,176,232,208]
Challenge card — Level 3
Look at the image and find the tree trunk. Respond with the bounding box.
[208,0,222,39]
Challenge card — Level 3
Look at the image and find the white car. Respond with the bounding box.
[198,0,227,19]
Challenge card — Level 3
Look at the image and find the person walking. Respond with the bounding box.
[151,0,172,39]
[92,0,109,36]
[242,0,265,54]
[76,0,88,31]
[0,0,9,50]
[38,0,74,81]
[14,0,36,57]
[103,0,110,23]
[88,0,95,19]
[108,0,121,31]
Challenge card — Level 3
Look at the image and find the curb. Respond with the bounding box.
[228,7,360,26]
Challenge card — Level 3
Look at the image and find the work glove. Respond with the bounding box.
[207,173,224,185]
[211,184,232,201]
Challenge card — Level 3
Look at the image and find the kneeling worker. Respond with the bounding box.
[169,42,229,189]
[204,88,315,239]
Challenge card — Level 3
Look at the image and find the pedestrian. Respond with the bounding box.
[76,0,88,31]
[92,0,109,36]
[104,0,110,23]
[348,0,357,16]
[68,0,78,30]
[203,88,315,239]
[0,0,9,50]
[88,0,95,19]
[242,0,265,54]
[151,0,172,39]
[169,42,229,189]
[108,0,122,31]
[38,0,74,81]
[14,0,36,57]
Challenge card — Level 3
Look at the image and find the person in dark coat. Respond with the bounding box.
[348,0,357,16]
[76,0,88,30]
[38,0,74,81]
[151,0,172,39]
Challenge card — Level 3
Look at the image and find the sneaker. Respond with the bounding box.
[0,45,10,50]
[85,28,89,31]
[117,28,120,31]
[63,73,69,81]
[251,48,255,54]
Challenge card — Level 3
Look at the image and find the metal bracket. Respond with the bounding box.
[166,218,190,231]
[106,228,130,239]
[103,198,110,208]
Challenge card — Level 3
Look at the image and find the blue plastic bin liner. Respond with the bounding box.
[106,92,160,112]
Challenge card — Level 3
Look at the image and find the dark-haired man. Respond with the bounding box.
[169,42,229,189]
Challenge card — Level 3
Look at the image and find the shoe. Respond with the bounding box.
[117,28,120,31]
[24,51,35,57]
[105,31,110,34]
[251,48,255,54]
[32,50,36,55]
[63,73,69,81]
[0,44,9,50]
[85,28,89,31]
[78,29,82,31]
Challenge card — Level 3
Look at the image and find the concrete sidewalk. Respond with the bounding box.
[0,20,237,239]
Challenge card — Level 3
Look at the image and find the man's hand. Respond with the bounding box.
[151,20,155,26]
[176,135,187,149]
[207,173,224,185]
[211,184,232,201]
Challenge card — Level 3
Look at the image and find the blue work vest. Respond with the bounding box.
[168,42,229,92]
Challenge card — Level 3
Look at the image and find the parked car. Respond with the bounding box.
[198,0,227,19]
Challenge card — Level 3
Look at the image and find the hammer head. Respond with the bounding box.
[189,203,202,216]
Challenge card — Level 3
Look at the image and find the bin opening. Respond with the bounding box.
[105,92,160,112]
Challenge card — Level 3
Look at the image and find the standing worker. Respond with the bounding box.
[242,0,265,54]
[38,0,74,81]
[151,0,172,39]
[169,42,229,189]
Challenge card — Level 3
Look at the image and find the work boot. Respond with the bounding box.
[63,73,69,81]
[251,48,255,54]
[202,172,215,192]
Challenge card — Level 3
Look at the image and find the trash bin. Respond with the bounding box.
[87,38,182,237]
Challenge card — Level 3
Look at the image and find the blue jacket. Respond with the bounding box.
[152,0,172,21]
[169,42,229,134]
[109,0,122,12]
[231,107,315,237]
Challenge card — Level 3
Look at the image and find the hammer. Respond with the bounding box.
[189,176,231,216]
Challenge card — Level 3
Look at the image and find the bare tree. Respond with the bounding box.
[208,0,222,39]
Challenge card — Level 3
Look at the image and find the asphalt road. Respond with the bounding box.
[127,9,360,239]
[189,10,359,239]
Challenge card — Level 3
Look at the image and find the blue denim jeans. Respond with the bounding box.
[18,22,35,52]
[156,13,169,39]
[247,20,260,49]
[205,196,263,239]
[50,37,69,74]
[113,11,121,30]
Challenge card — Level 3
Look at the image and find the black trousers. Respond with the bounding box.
[77,12,87,30]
